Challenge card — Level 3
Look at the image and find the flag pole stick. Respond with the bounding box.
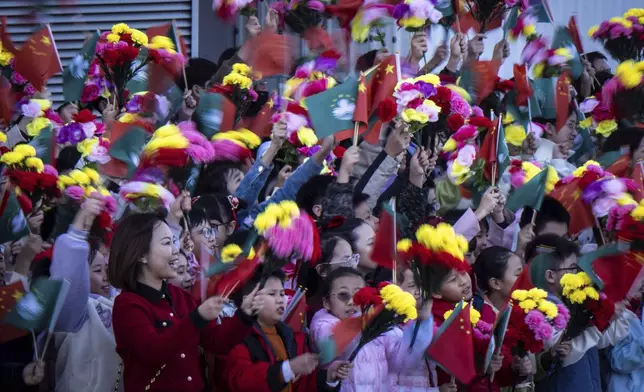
[392,196,398,285]
[40,331,53,361]
[594,215,606,246]
[352,121,360,147]
[31,329,39,361]
[531,209,538,225]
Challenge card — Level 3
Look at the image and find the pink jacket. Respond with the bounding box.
[310,309,434,392]
[389,358,440,392]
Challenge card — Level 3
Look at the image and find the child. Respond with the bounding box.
[473,246,535,391]
[168,250,195,291]
[223,269,351,391]
[524,235,629,392]
[310,267,434,392]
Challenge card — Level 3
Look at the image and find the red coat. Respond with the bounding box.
[220,322,331,392]
[112,281,254,392]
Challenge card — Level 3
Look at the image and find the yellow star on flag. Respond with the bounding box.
[12,291,24,301]
[385,64,394,74]
[41,36,51,46]
[358,82,366,93]
[267,98,274,109]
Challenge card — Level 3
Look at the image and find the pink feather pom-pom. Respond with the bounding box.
[212,139,251,162]
[66,185,85,200]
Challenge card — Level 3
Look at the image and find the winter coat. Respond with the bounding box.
[608,309,644,392]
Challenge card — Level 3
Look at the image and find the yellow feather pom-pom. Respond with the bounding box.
[0,151,25,166]
[24,157,44,173]
[221,244,243,263]
[14,144,37,157]
[397,239,412,253]
[69,170,90,186]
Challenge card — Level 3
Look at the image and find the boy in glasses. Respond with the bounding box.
[525,235,629,392]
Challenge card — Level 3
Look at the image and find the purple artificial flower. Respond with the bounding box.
[12,71,26,85]
[392,3,410,19]
[66,122,86,144]
[126,95,143,113]
[553,304,570,330]
[133,167,165,183]
[249,88,259,102]
[582,180,604,203]
[414,81,436,98]
[450,95,472,118]
[24,84,37,97]
[314,56,338,75]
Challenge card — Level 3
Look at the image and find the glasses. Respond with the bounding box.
[552,266,581,273]
[331,291,357,303]
[329,253,360,268]
[172,236,180,249]
[197,227,216,239]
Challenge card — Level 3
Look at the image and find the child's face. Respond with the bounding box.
[190,222,216,253]
[323,275,365,320]
[257,277,286,326]
[225,168,245,194]
[353,223,376,271]
[495,254,523,299]
[168,253,194,291]
[546,254,580,297]
[435,270,472,303]
[89,252,110,297]
[400,269,421,303]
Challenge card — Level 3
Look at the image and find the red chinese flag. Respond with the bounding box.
[146,23,171,41]
[239,97,275,138]
[209,255,260,298]
[353,73,369,125]
[555,72,571,134]
[568,16,584,54]
[632,161,644,201]
[0,16,18,54]
[550,178,595,235]
[427,303,478,384]
[369,56,398,116]
[0,76,13,126]
[245,32,296,78]
[0,280,28,344]
[324,0,363,28]
[606,155,630,178]
[506,267,534,303]
[593,253,644,303]
[284,295,308,333]
[470,60,501,105]
[302,26,335,53]
[513,64,532,107]
[477,117,499,181]
[13,25,62,91]
[369,206,397,270]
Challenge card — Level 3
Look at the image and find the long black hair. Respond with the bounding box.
[473,246,515,293]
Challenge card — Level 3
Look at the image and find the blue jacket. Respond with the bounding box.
[608,310,644,392]
[535,347,602,392]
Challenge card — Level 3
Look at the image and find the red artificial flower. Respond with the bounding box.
[495,77,515,93]
[120,33,133,44]
[469,116,494,130]
[209,84,233,95]
[377,98,397,122]
[73,109,96,123]
[10,170,39,192]
[141,92,158,114]
[122,46,140,63]
[145,148,189,168]
[509,159,524,174]
[320,49,342,60]
[592,105,614,122]
[447,114,465,132]
[96,211,113,231]
[287,102,308,118]
[408,97,424,109]
[333,145,346,159]
[587,296,615,332]
[353,287,382,308]
[436,86,452,103]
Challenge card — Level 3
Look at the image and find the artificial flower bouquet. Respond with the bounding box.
[509,160,558,192]
[141,122,215,169]
[283,51,340,101]
[505,288,570,358]
[0,50,37,100]
[146,35,186,77]
[443,301,493,359]
[531,46,574,78]
[217,63,259,125]
[347,283,418,361]
[397,223,470,299]
[393,74,443,133]
[270,100,319,167]
[588,9,644,62]
[508,7,538,42]
[80,62,113,105]
[350,0,391,43]
[442,125,479,185]
[392,0,443,32]
[580,175,638,221]
[0,144,59,212]
[578,93,618,140]
[560,271,615,339]
[279,0,326,35]
[212,0,256,23]
[465,0,526,33]
[118,168,176,212]
[95,23,149,107]
[57,109,104,145]
[20,99,61,138]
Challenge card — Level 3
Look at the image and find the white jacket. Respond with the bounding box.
[54,296,123,392]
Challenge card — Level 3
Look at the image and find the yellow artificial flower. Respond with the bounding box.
[154,124,181,138]
[24,157,44,173]
[595,119,618,137]
[14,144,36,157]
[588,25,599,37]
[523,24,537,37]
[397,239,412,253]
[442,138,457,152]
[446,85,471,103]
[69,170,90,185]
[281,200,300,218]
[528,288,548,300]
[232,63,252,76]
[560,273,584,290]
[111,23,130,35]
[0,151,24,166]
[578,272,592,285]
[579,117,593,129]
[512,290,529,302]
[351,20,370,43]
[538,300,559,319]
[572,160,601,177]
[415,74,440,86]
[569,290,587,304]
[284,78,304,98]
[617,195,637,206]
[148,36,175,52]
[77,138,98,157]
[503,112,515,125]
[521,162,541,182]
[584,286,600,300]
[98,187,111,197]
[470,306,481,325]
[119,113,137,123]
[0,50,13,66]
[144,134,189,153]
[0,131,6,143]
[449,161,470,185]
[107,33,121,43]
[26,117,51,137]
[505,124,527,147]
[380,284,418,322]
[237,129,261,149]
[83,167,101,184]
[297,127,318,147]
[84,186,98,197]
[57,174,76,187]
[223,73,252,89]
[221,244,243,263]
[554,48,572,60]
[31,99,51,111]
[129,29,148,46]
[616,60,643,89]
[546,166,559,193]
[400,16,426,29]
[632,205,644,221]
[401,108,429,124]
[533,63,545,78]
[519,299,537,313]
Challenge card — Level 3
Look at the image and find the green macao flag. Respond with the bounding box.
[63,30,100,102]
[0,192,30,243]
[551,27,583,80]
[4,278,65,331]
[303,76,359,139]
[125,47,150,95]
[29,124,54,165]
[496,119,510,178]
[194,92,236,139]
[531,78,555,119]
[504,7,520,38]
[435,0,454,17]
[505,166,550,213]
[108,123,149,179]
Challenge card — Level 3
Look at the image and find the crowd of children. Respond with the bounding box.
[2,1,644,392]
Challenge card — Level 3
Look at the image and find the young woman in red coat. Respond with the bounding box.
[108,212,265,392]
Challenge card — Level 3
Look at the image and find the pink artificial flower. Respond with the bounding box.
[592,196,616,218]
[453,125,477,142]
[450,95,472,118]
[511,170,526,189]
[43,164,58,177]
[66,185,86,200]
[471,106,484,118]
[21,102,41,118]
[525,310,553,341]
[553,304,570,330]
[601,179,626,196]
[455,144,476,167]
